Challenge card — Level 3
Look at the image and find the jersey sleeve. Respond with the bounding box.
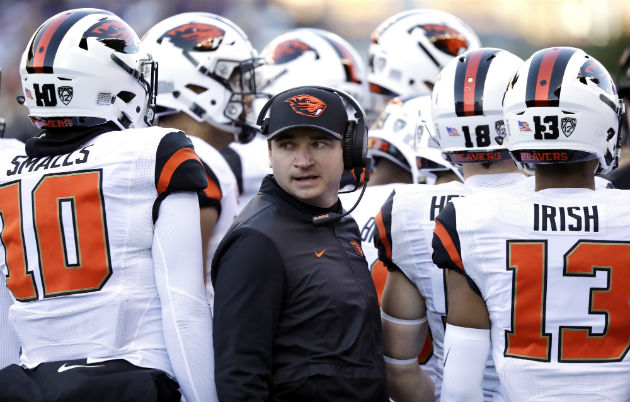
[432,202,464,273]
[198,160,223,213]
[152,192,217,402]
[154,131,208,196]
[373,190,401,272]
[432,202,482,296]
[219,146,243,195]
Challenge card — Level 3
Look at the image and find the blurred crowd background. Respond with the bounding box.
[1,0,628,141]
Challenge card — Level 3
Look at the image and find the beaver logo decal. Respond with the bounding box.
[84,19,139,53]
[285,94,327,117]
[269,40,318,64]
[158,23,225,51]
[412,24,468,56]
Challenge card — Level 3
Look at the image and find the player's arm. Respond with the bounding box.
[375,191,434,402]
[432,202,490,402]
[211,229,285,401]
[152,131,217,401]
[381,270,435,402]
[152,192,217,402]
[197,159,223,278]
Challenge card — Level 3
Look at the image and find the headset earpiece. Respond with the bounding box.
[260,118,270,135]
[256,94,277,132]
[343,120,357,170]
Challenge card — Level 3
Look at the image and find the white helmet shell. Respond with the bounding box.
[432,48,523,164]
[142,12,260,143]
[503,47,623,174]
[369,94,462,183]
[256,28,367,112]
[19,8,156,129]
[368,9,481,99]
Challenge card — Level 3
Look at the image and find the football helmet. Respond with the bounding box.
[18,8,156,130]
[367,9,481,121]
[431,47,523,164]
[256,28,367,114]
[142,12,262,143]
[369,94,462,184]
[503,47,623,174]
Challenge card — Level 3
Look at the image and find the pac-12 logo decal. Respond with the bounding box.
[84,19,139,53]
[561,117,577,137]
[269,40,318,64]
[57,86,73,105]
[284,94,327,117]
[494,120,507,145]
[158,23,225,51]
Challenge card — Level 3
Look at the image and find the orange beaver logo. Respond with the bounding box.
[85,19,139,53]
[349,241,364,257]
[580,59,615,95]
[270,40,317,64]
[159,23,225,51]
[414,24,468,56]
[285,94,327,117]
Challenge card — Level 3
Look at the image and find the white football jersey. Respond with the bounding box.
[375,172,526,401]
[0,127,206,373]
[340,183,398,274]
[220,135,271,212]
[0,138,24,368]
[522,174,614,191]
[188,136,239,301]
[0,138,25,151]
[434,187,630,401]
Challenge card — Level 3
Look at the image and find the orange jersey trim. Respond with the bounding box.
[375,210,392,260]
[433,220,464,271]
[202,176,222,200]
[157,148,202,195]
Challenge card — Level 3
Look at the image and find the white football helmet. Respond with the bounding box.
[256,28,367,114]
[369,94,462,184]
[142,12,262,143]
[504,47,623,174]
[367,9,481,121]
[431,47,523,164]
[18,8,156,130]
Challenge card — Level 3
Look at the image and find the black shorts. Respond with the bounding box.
[0,358,180,402]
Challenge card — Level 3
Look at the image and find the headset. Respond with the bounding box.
[256,85,370,225]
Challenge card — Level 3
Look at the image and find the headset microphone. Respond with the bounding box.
[312,166,370,226]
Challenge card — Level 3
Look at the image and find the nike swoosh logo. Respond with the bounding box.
[315,248,326,258]
[58,363,105,373]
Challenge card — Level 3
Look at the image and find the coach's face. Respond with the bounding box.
[269,128,344,208]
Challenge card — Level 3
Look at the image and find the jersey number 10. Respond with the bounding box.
[0,170,111,301]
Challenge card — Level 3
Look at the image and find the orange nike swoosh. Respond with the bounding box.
[315,249,326,258]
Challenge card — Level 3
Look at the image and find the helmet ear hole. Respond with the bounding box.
[117,91,136,103]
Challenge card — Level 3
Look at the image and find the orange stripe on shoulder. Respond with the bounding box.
[157,148,202,194]
[375,210,392,260]
[433,220,464,271]
[202,175,222,200]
